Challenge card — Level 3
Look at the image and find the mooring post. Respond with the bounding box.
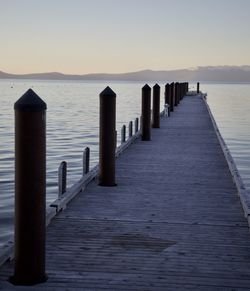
[58,161,67,196]
[197,82,200,94]
[152,84,160,128]
[170,82,175,112]
[99,87,116,186]
[135,117,139,133]
[165,83,171,116]
[10,89,47,286]
[83,147,90,175]
[129,121,133,138]
[174,82,179,106]
[178,82,180,104]
[184,82,188,95]
[121,125,126,143]
[141,84,151,141]
[180,83,182,102]
[180,83,184,100]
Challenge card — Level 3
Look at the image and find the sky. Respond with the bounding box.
[1,0,250,74]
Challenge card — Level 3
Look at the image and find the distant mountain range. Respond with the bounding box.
[1,66,250,82]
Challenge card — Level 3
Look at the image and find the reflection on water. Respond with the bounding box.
[0,80,250,247]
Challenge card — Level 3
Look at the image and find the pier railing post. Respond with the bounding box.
[170,82,175,112]
[174,82,179,106]
[83,147,90,175]
[165,83,171,116]
[180,83,184,100]
[58,161,67,196]
[184,82,188,95]
[197,82,200,94]
[135,117,139,133]
[121,125,126,143]
[99,87,116,186]
[129,121,133,138]
[141,84,151,141]
[152,84,160,128]
[10,89,47,285]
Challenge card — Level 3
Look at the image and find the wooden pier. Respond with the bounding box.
[1,92,250,290]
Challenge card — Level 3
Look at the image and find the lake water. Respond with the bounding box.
[0,80,250,247]
[202,83,250,189]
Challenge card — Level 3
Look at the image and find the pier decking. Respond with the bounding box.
[1,94,250,290]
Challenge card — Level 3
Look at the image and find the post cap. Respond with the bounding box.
[14,89,47,112]
[142,84,151,91]
[153,83,160,89]
[100,86,116,97]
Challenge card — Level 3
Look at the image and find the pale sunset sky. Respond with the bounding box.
[1,0,250,74]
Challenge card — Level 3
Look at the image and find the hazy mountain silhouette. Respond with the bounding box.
[1,66,250,82]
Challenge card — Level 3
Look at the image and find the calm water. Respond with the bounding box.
[202,83,250,190]
[0,80,250,247]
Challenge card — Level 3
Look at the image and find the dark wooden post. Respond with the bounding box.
[178,83,180,104]
[99,87,116,186]
[165,83,170,104]
[178,82,181,103]
[184,82,187,97]
[121,125,126,143]
[174,82,179,106]
[10,89,47,286]
[129,121,133,137]
[135,117,139,133]
[165,83,171,116]
[180,83,184,100]
[141,84,151,141]
[179,83,182,101]
[152,84,160,128]
[83,147,90,175]
[58,161,67,196]
[184,83,187,97]
[170,82,175,112]
[197,82,200,93]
